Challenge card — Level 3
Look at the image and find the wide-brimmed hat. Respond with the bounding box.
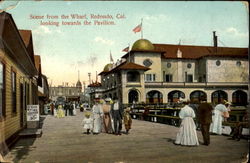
[99,99,105,104]
[105,97,112,102]
[84,111,91,117]
[125,107,131,112]
[224,100,231,105]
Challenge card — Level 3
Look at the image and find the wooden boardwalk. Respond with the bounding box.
[5,110,249,163]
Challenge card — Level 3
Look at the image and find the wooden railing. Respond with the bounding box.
[128,105,247,129]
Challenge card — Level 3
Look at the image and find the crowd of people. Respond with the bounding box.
[45,101,77,118]
[81,98,132,136]
[174,96,248,146]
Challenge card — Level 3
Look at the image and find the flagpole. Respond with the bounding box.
[141,18,143,39]
[128,43,130,63]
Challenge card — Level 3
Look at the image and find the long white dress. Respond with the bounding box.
[92,104,103,133]
[73,104,76,116]
[210,104,227,135]
[175,105,199,146]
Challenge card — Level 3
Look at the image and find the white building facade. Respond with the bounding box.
[99,39,248,105]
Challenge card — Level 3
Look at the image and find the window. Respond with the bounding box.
[165,74,173,82]
[145,74,156,82]
[127,71,140,82]
[187,63,192,69]
[236,61,241,67]
[216,60,221,66]
[143,59,153,67]
[186,74,193,82]
[0,62,6,117]
[11,70,17,113]
[167,63,171,68]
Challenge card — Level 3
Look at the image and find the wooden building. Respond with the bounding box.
[35,55,50,115]
[0,12,38,154]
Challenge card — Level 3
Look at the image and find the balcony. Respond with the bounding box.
[144,82,248,88]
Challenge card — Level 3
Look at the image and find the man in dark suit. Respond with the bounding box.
[64,102,70,116]
[198,96,213,145]
[111,99,123,135]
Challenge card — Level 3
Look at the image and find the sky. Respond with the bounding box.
[1,1,249,86]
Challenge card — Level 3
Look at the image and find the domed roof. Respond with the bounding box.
[103,63,113,72]
[76,80,82,87]
[132,39,155,51]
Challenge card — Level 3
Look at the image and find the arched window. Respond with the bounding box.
[146,90,163,104]
[128,90,139,104]
[127,71,140,82]
[190,91,207,103]
[168,90,185,103]
[232,90,247,106]
[212,90,228,104]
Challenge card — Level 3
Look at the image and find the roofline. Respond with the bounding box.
[153,43,248,49]
[1,12,38,76]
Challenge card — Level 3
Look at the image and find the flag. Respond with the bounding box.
[122,46,129,52]
[110,51,114,63]
[133,23,142,33]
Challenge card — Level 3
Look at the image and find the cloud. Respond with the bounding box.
[55,29,62,34]
[225,27,248,38]
[87,56,98,67]
[94,37,114,45]
[77,60,85,67]
[33,26,52,35]
[144,14,170,22]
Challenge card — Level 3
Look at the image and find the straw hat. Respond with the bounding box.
[224,100,231,105]
[84,111,91,117]
[125,107,131,112]
[99,99,105,104]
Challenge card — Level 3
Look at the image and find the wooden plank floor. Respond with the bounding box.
[5,110,249,163]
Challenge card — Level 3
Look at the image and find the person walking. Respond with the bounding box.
[92,99,103,134]
[50,102,55,116]
[64,102,70,116]
[210,101,229,135]
[102,98,113,134]
[123,107,132,134]
[111,99,123,135]
[81,112,93,134]
[175,101,199,146]
[198,96,213,145]
[72,102,77,116]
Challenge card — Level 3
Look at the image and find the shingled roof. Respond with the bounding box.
[154,44,248,59]
[34,55,41,73]
[19,29,35,64]
[88,81,102,87]
[99,62,150,76]
[114,62,150,71]
[121,44,248,59]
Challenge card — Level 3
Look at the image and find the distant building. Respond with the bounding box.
[88,81,103,105]
[0,12,38,152]
[98,36,248,105]
[49,82,82,102]
[34,55,49,115]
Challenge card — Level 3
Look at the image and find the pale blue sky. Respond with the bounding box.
[2,1,249,86]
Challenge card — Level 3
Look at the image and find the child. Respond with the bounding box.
[123,107,132,134]
[81,112,93,134]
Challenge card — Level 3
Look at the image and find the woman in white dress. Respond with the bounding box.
[175,102,199,146]
[72,102,77,116]
[92,100,103,134]
[210,103,228,135]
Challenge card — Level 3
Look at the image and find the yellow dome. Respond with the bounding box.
[103,63,113,72]
[132,39,154,51]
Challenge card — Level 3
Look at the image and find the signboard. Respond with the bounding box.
[27,105,40,121]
